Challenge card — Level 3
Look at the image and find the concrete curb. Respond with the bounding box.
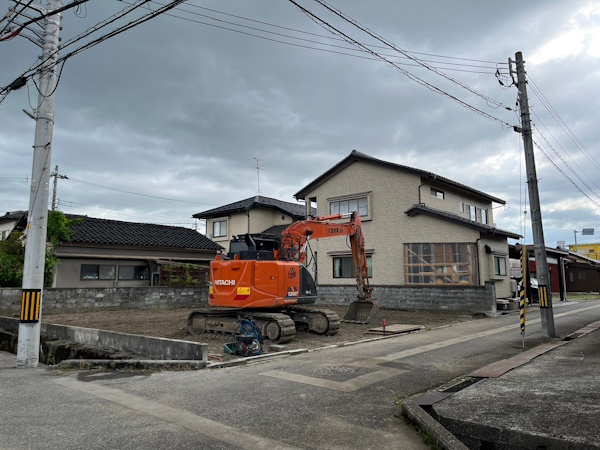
[54,359,208,371]
[402,398,469,450]
[403,319,600,450]
[206,328,424,368]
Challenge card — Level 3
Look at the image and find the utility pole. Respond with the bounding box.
[17,0,62,368]
[512,51,555,338]
[50,164,68,211]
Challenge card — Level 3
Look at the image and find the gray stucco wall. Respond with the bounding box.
[0,287,208,315]
[316,281,497,315]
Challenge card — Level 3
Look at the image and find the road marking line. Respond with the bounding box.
[261,303,600,391]
[261,368,406,393]
[53,377,301,450]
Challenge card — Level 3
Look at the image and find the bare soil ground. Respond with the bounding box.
[42,305,486,361]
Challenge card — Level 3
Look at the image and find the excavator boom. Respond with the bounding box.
[278,212,377,323]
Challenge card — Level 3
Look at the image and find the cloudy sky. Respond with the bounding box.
[1,0,599,247]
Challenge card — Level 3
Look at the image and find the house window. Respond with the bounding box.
[481,209,488,225]
[212,220,227,238]
[578,272,587,281]
[333,256,373,278]
[430,188,445,200]
[80,264,116,280]
[494,256,507,277]
[469,206,477,221]
[459,202,464,213]
[405,243,478,285]
[330,197,368,217]
[119,265,150,280]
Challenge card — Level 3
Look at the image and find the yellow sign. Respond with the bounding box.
[237,287,250,295]
[209,286,213,294]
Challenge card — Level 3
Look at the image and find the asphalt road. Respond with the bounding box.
[2,300,599,449]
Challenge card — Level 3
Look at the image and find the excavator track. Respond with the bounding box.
[283,306,340,336]
[187,308,296,344]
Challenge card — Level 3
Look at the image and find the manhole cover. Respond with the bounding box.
[313,366,356,376]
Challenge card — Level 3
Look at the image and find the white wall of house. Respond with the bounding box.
[301,160,512,298]
[0,219,19,240]
[207,209,295,252]
[53,244,217,288]
[54,258,152,288]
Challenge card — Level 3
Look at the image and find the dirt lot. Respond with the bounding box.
[41,305,487,360]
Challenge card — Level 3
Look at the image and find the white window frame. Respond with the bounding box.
[430,187,445,200]
[327,192,372,220]
[494,256,507,277]
[332,255,373,278]
[469,205,477,221]
[481,208,488,225]
[212,219,228,238]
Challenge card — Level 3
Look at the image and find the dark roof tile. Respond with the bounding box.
[295,150,506,204]
[193,195,314,220]
[67,217,222,250]
[405,204,521,239]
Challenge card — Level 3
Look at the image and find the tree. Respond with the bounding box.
[0,231,26,287]
[0,211,80,287]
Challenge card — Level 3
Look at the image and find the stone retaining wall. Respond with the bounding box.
[0,286,208,315]
[316,281,496,315]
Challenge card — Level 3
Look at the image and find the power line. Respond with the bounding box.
[531,114,600,195]
[127,0,504,75]
[532,124,600,202]
[173,1,507,65]
[528,76,600,173]
[287,0,515,129]
[146,0,504,72]
[66,176,218,205]
[532,139,600,209]
[57,199,200,226]
[306,0,513,111]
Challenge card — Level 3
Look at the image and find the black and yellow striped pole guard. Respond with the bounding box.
[20,289,41,323]
[519,246,527,346]
[538,285,550,308]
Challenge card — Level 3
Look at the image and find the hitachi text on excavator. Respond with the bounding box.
[187,211,379,343]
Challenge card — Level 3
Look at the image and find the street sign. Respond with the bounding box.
[582,228,594,235]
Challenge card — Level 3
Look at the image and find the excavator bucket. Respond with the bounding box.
[343,300,379,324]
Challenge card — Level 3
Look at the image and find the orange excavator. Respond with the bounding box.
[187,212,379,343]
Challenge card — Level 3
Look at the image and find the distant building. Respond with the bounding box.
[568,242,599,260]
[193,195,314,252]
[5,212,222,288]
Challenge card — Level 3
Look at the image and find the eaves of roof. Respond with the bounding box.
[193,195,311,220]
[294,150,506,205]
[405,204,521,239]
[0,210,27,222]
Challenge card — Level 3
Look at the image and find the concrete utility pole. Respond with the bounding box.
[513,51,556,338]
[50,164,68,211]
[17,0,62,368]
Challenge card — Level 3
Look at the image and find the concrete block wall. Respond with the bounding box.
[1,283,495,315]
[0,287,209,315]
[316,281,497,315]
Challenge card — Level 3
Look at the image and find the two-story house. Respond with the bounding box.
[294,150,520,299]
[193,195,314,252]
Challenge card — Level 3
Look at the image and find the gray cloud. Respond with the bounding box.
[1,0,599,245]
